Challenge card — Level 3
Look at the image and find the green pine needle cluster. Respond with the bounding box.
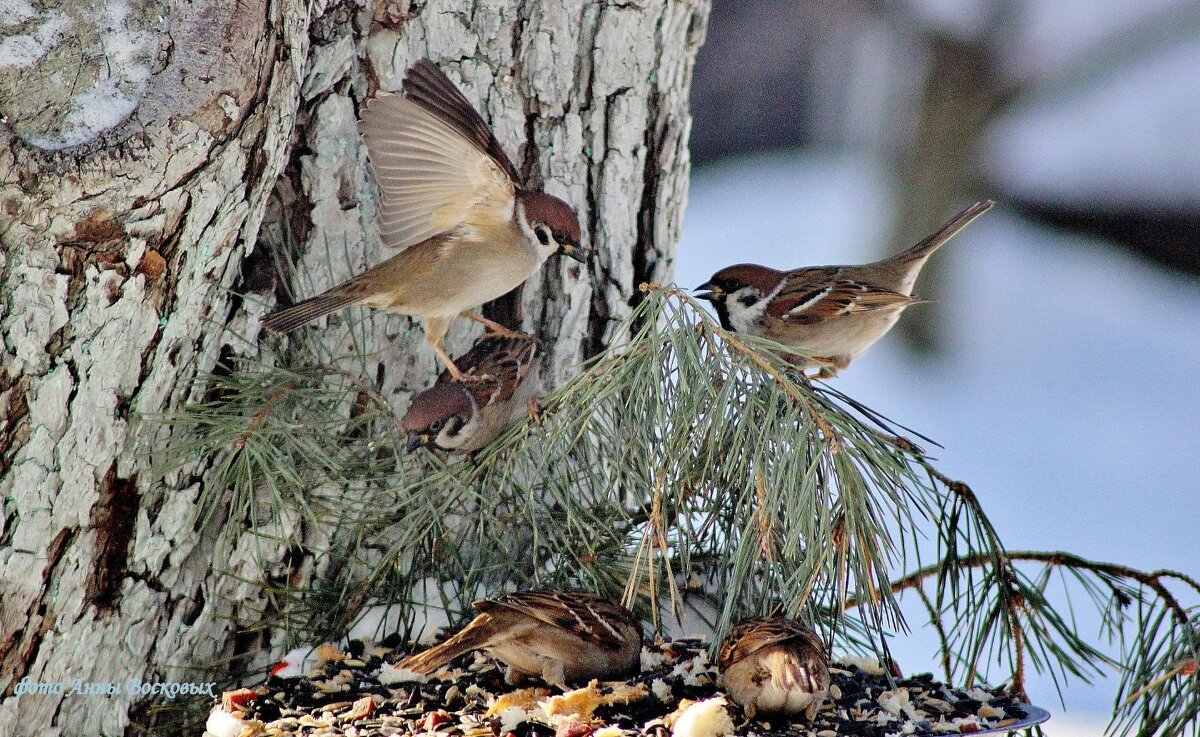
[149,285,1198,737]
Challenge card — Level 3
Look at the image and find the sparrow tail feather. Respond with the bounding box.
[399,616,495,674]
[893,199,995,264]
[261,292,360,334]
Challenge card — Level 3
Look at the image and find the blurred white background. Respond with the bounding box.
[680,1,1200,733]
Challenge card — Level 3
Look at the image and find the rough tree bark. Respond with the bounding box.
[0,0,709,734]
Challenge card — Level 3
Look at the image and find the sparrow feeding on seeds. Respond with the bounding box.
[398,590,642,688]
[261,59,583,381]
[402,331,541,455]
[717,615,830,720]
[695,200,994,379]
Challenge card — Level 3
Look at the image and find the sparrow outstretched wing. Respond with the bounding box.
[360,61,517,251]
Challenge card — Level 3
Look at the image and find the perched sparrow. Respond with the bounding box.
[695,200,994,378]
[403,332,541,454]
[717,615,830,719]
[399,590,642,688]
[261,59,584,380]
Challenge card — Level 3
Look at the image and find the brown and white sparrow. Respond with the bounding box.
[399,590,642,688]
[695,200,995,378]
[261,59,584,380]
[717,616,830,719]
[402,331,541,454]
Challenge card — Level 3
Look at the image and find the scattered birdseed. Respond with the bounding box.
[204,638,1043,737]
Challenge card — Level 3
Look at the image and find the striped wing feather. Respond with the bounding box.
[718,616,825,668]
[440,333,540,404]
[477,590,636,651]
[360,90,514,250]
[402,60,520,181]
[769,273,919,324]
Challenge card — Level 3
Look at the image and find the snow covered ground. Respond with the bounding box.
[675,150,1200,733]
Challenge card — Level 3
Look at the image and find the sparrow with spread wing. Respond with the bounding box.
[402,331,541,455]
[718,615,830,719]
[695,200,994,378]
[399,590,642,688]
[261,60,583,380]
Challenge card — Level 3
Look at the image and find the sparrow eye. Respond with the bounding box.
[429,420,443,432]
[535,225,552,246]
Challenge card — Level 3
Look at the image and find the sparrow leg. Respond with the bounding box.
[424,317,497,383]
[808,356,845,381]
[781,352,818,380]
[541,659,568,690]
[431,343,469,381]
[804,699,820,721]
[460,311,527,339]
[430,343,498,384]
[504,665,524,686]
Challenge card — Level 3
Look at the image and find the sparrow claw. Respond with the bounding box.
[442,363,496,385]
[486,325,528,340]
[807,355,842,381]
[527,398,543,426]
[456,371,498,385]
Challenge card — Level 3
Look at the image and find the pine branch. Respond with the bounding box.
[878,551,1193,625]
[146,284,1197,736]
[239,287,943,650]
[853,547,1199,735]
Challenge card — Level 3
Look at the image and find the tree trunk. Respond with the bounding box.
[887,30,1002,352]
[0,0,709,734]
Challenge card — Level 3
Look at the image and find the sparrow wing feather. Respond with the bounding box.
[479,591,636,651]
[718,616,826,668]
[360,93,515,251]
[440,334,541,402]
[770,274,919,325]
[765,268,837,318]
[402,60,520,181]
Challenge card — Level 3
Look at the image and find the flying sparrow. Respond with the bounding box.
[717,615,830,719]
[403,331,541,455]
[261,59,584,381]
[399,590,642,688]
[695,200,994,378]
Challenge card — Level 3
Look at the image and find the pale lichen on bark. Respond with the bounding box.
[0,0,708,733]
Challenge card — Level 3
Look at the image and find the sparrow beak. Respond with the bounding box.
[558,241,587,264]
[405,432,430,453]
[694,281,721,301]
